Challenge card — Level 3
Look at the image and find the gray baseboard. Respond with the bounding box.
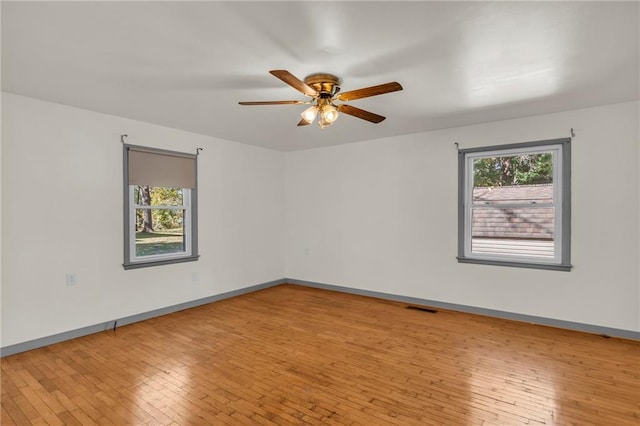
[3,276,637,357]
[285,278,640,341]
[0,278,286,357]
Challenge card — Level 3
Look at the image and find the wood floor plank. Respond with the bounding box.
[1,393,28,425]
[2,284,639,425]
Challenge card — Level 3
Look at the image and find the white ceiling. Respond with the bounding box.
[2,1,639,151]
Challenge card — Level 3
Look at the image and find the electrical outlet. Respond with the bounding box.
[66,273,77,286]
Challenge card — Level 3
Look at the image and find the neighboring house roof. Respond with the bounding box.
[472,184,554,240]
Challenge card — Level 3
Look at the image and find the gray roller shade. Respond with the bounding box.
[127,147,196,188]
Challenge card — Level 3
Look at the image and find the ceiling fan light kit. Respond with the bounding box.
[239,70,403,129]
[301,105,319,123]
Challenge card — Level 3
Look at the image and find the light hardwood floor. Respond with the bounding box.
[2,284,639,425]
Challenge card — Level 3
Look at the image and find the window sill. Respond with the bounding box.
[123,255,200,270]
[457,257,572,272]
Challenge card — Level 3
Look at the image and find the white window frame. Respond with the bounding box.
[457,138,572,271]
[128,186,192,264]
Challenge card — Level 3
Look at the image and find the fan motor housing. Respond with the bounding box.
[304,73,341,96]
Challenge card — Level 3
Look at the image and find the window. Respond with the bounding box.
[123,145,199,269]
[457,138,571,271]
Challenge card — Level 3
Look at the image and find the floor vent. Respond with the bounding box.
[406,306,437,314]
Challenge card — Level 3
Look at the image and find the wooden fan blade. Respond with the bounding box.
[270,70,318,97]
[336,82,403,101]
[337,104,386,123]
[297,118,311,126]
[238,100,305,105]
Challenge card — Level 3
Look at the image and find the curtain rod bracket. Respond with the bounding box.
[121,134,128,144]
[454,142,459,150]
[196,148,204,155]
[570,128,575,138]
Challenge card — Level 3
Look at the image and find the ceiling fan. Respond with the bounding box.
[239,70,403,129]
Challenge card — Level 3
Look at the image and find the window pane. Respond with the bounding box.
[473,183,554,205]
[133,186,184,206]
[471,207,555,258]
[473,153,553,204]
[135,209,185,257]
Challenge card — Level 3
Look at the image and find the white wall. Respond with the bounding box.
[2,94,638,350]
[1,93,284,347]
[285,101,640,332]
